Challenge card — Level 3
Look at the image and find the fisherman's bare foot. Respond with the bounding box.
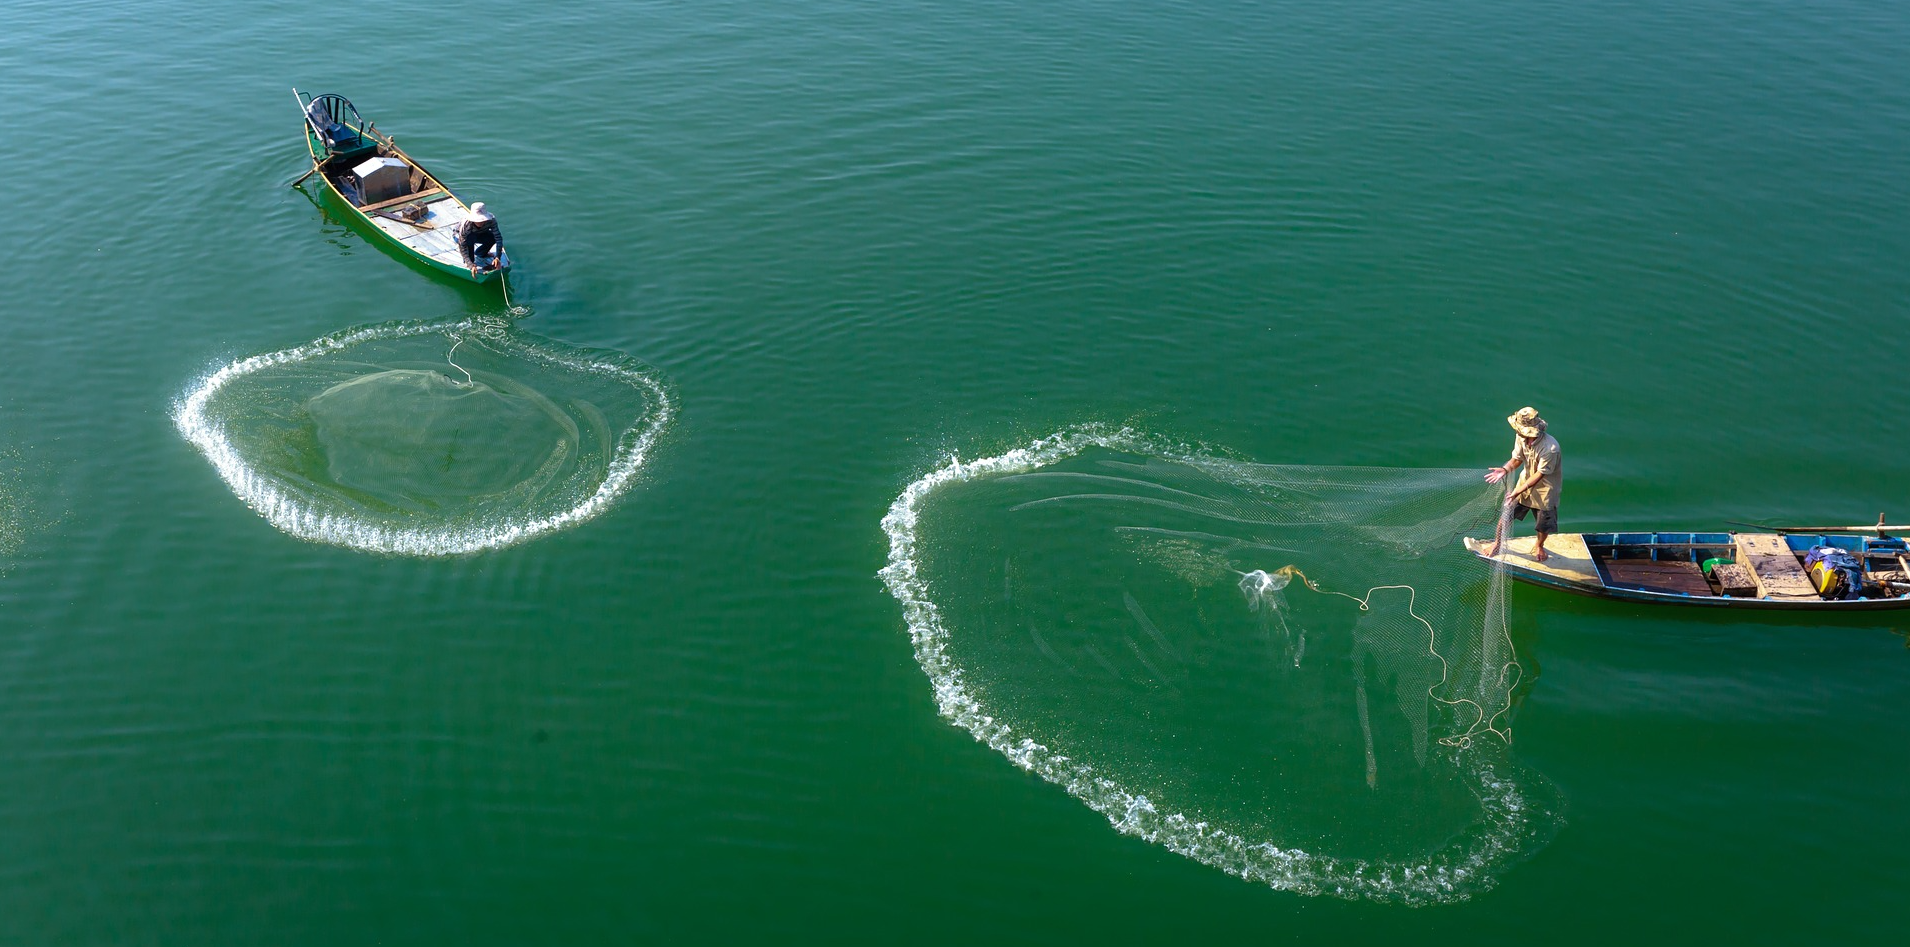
[1534,549,1549,562]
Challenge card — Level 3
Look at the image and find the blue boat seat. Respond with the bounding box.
[305,94,371,157]
[316,121,362,151]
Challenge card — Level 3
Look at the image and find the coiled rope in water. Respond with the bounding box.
[501,272,530,318]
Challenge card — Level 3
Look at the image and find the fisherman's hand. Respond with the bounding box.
[1484,466,1507,484]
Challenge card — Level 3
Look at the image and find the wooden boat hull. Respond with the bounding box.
[1463,531,1910,610]
[297,93,509,284]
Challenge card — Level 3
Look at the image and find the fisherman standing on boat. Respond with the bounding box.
[1481,406,1562,562]
[455,202,503,276]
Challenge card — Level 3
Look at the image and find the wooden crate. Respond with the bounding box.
[1710,562,1757,597]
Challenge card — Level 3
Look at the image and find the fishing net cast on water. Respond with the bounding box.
[879,426,1560,904]
[0,454,23,568]
[174,316,673,556]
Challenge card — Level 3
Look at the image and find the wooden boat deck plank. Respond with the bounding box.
[369,197,471,266]
[403,227,463,265]
[358,186,446,213]
[1464,533,1602,585]
[1734,533,1821,600]
[1602,559,1713,596]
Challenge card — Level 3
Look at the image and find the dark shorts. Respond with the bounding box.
[1513,503,1559,533]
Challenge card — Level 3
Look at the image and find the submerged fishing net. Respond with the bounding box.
[306,367,576,512]
[0,452,22,566]
[175,317,672,555]
[880,426,1559,904]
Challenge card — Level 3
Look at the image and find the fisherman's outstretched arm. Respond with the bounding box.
[1485,453,1524,484]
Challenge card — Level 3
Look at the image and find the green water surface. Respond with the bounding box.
[2,0,1907,942]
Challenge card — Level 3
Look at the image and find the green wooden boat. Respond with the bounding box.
[294,89,510,284]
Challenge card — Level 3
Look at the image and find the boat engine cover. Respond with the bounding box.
[352,156,412,205]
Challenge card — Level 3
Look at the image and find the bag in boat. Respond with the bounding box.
[1804,545,1863,600]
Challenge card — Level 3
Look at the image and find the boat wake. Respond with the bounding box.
[174,317,673,556]
[878,425,1560,904]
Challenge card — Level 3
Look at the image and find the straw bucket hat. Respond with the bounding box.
[1507,406,1546,438]
[467,201,494,222]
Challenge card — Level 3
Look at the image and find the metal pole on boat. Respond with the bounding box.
[289,88,324,187]
[1728,514,1894,536]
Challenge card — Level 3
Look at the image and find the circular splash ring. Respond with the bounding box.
[877,424,1555,904]
[174,318,673,556]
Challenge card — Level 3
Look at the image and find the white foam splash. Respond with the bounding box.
[173,318,673,556]
[877,424,1548,904]
[1238,568,1290,604]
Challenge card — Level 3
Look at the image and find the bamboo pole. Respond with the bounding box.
[1728,514,1894,536]
[288,89,324,186]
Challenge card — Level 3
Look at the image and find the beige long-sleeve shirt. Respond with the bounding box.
[1508,433,1562,510]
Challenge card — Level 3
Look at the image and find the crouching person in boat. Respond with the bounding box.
[1481,406,1562,561]
[456,202,503,276]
